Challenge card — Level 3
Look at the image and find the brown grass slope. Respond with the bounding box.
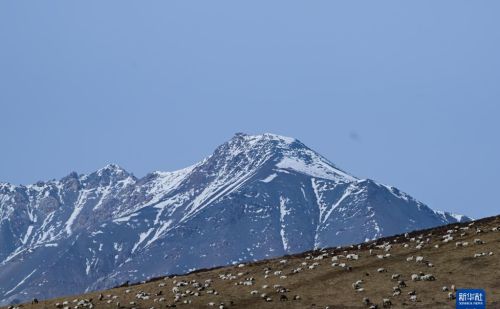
[3,215,500,309]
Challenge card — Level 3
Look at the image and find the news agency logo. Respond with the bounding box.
[456,289,486,308]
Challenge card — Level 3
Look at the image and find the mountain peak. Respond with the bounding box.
[96,164,129,175]
[230,132,297,145]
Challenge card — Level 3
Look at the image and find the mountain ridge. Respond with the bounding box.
[0,133,470,305]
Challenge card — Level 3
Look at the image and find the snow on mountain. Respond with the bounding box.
[0,133,470,305]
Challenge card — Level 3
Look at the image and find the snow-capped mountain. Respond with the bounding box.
[0,133,470,305]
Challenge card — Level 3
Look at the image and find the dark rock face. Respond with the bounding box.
[0,133,469,305]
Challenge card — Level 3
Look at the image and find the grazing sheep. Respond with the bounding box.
[293,295,301,300]
[474,239,484,244]
[280,295,288,302]
[410,295,417,302]
[382,298,392,307]
[347,254,359,260]
[406,256,414,262]
[448,292,456,300]
[415,256,424,263]
[398,280,407,288]
[377,268,386,273]
[442,286,449,291]
[391,274,400,280]
[411,274,420,281]
[362,297,370,305]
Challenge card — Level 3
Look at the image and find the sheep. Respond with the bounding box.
[442,286,449,292]
[421,274,435,281]
[377,268,386,273]
[250,290,258,295]
[415,256,424,263]
[391,274,400,280]
[410,295,417,302]
[411,274,420,281]
[293,295,301,300]
[382,298,392,307]
[280,295,288,301]
[448,292,456,300]
[398,280,407,288]
[474,239,484,245]
[406,256,414,262]
[346,253,359,260]
[362,297,370,305]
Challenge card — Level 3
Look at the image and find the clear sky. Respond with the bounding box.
[1,1,499,219]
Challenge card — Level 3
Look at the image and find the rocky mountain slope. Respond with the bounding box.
[0,133,469,305]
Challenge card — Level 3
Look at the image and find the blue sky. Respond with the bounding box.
[1,1,499,218]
